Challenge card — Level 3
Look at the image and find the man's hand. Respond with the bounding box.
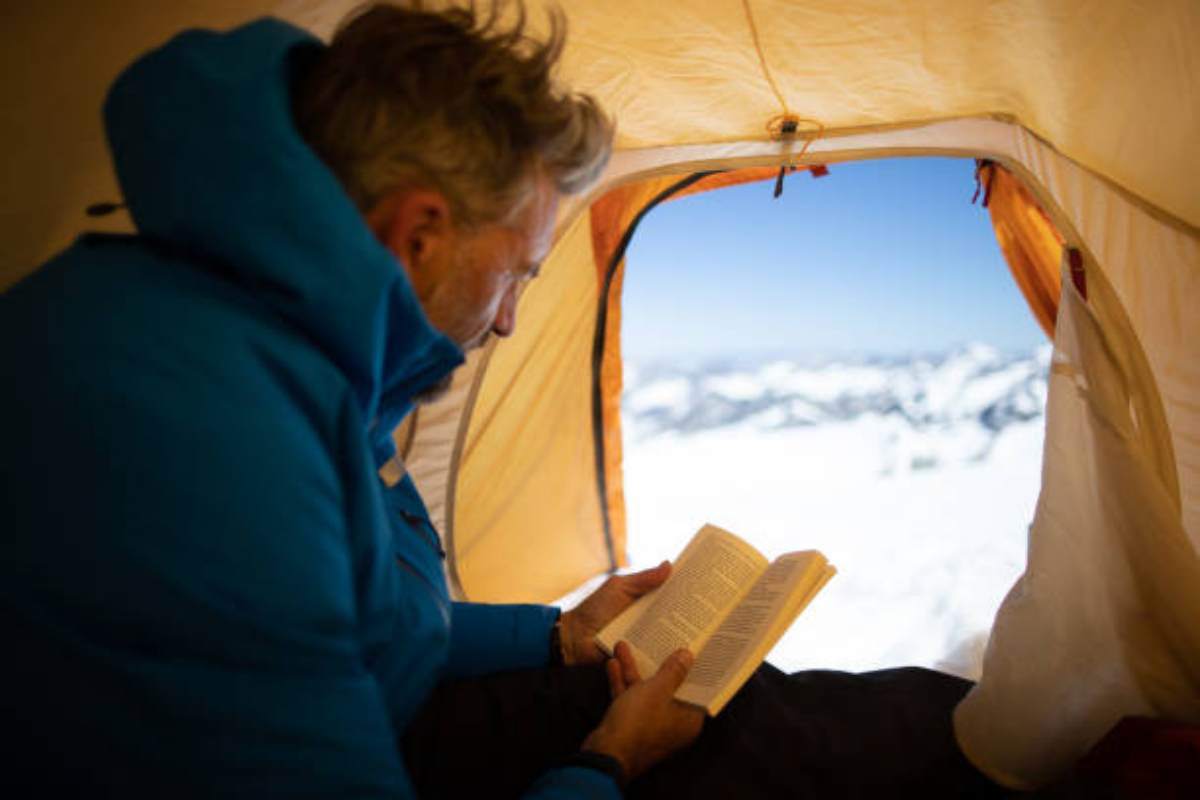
[558,562,671,665]
[581,641,704,780]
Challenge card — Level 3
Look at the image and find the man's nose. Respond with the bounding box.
[491,286,518,338]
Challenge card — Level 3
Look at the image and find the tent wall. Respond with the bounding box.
[448,210,612,602]
[556,0,1200,228]
[5,1,1197,286]
[956,249,1200,786]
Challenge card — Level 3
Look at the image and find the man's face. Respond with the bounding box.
[411,177,558,352]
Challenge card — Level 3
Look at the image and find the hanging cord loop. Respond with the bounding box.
[741,0,824,198]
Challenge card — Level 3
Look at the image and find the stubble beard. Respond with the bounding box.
[412,247,492,406]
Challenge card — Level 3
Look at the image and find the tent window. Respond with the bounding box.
[604,157,1054,679]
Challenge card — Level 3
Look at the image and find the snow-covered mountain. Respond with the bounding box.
[625,342,1050,438]
[624,342,1050,472]
[614,343,1051,680]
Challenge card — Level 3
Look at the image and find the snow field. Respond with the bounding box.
[610,346,1049,679]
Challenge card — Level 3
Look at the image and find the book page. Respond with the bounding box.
[676,551,834,714]
[595,524,768,677]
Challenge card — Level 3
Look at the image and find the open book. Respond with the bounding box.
[595,524,835,716]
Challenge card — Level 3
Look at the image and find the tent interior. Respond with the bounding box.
[4,0,1197,789]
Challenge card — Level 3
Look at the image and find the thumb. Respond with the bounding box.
[652,648,694,693]
[624,560,671,594]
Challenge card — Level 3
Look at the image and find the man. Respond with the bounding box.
[1,3,700,796]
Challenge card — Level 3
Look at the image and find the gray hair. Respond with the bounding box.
[293,1,614,227]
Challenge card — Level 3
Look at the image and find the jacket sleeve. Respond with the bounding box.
[446,601,560,678]
[523,767,623,799]
[2,342,423,796]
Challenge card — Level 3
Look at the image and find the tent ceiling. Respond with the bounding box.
[2,1,1197,286]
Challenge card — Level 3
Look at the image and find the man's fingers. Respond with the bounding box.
[653,648,694,692]
[614,641,641,685]
[606,657,625,698]
[619,560,671,596]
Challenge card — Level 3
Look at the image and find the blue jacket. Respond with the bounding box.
[1,19,616,799]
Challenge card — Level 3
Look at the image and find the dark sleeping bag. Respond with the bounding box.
[404,663,1005,799]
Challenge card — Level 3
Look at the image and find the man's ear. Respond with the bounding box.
[366,187,454,274]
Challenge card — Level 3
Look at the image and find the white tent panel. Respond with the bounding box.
[955,252,1200,786]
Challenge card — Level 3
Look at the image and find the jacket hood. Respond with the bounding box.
[103,18,464,460]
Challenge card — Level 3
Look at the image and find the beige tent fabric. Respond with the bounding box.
[1004,128,1200,546]
[954,250,1200,787]
[559,0,1200,227]
[3,1,1197,285]
[451,211,613,602]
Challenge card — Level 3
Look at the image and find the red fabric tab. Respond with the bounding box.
[1076,717,1200,798]
[1069,248,1087,300]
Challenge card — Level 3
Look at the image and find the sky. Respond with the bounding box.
[621,157,1047,362]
